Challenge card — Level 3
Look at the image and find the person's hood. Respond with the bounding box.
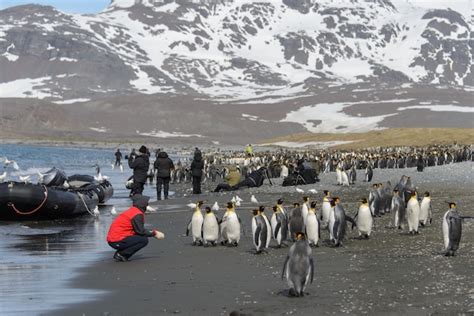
[132,195,150,212]
[229,165,237,171]
[157,151,168,159]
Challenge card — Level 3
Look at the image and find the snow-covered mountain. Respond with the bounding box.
[0,0,472,102]
[0,0,472,145]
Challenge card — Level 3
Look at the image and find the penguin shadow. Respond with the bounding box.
[277,289,312,298]
[246,248,269,255]
[432,250,460,257]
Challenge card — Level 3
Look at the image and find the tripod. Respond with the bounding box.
[294,171,307,186]
[263,168,273,186]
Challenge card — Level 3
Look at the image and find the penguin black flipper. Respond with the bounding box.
[186,220,192,236]
[448,215,462,252]
[333,219,340,241]
[275,222,281,239]
[282,255,290,280]
[254,224,261,248]
[317,218,321,239]
[345,215,357,230]
[309,257,314,284]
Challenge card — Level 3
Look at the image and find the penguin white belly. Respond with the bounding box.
[442,211,449,250]
[301,203,309,227]
[271,214,278,239]
[191,213,203,242]
[341,171,349,186]
[328,208,336,241]
[336,169,342,185]
[226,213,241,243]
[203,215,219,243]
[419,198,431,225]
[356,206,373,236]
[280,166,288,178]
[321,202,331,228]
[406,199,420,233]
[306,213,319,245]
[220,214,228,240]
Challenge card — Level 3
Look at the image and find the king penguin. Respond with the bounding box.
[332,197,356,247]
[251,208,269,254]
[406,191,420,234]
[391,189,406,229]
[442,202,462,256]
[419,191,433,227]
[221,202,241,246]
[301,196,310,227]
[186,201,204,246]
[321,190,331,229]
[365,164,373,182]
[259,205,272,248]
[355,198,373,239]
[289,203,304,241]
[282,232,314,297]
[306,201,320,247]
[202,206,219,246]
[271,205,288,248]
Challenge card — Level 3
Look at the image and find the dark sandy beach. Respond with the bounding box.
[49,163,474,316]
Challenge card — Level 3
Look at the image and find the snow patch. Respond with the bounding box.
[53,98,91,104]
[398,105,474,113]
[89,127,108,133]
[0,76,56,99]
[330,59,373,82]
[280,99,416,133]
[140,130,203,138]
[261,140,356,149]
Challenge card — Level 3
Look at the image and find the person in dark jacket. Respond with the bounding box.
[416,155,424,172]
[107,195,165,261]
[128,145,150,196]
[154,150,174,200]
[191,151,204,194]
[114,149,122,167]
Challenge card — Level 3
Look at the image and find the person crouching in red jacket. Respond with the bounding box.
[107,195,164,262]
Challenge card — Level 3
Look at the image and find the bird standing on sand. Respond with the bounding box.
[251,195,259,204]
[110,207,117,215]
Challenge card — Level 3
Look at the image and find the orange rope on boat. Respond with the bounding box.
[7,185,49,215]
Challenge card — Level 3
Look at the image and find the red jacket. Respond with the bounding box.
[107,207,144,242]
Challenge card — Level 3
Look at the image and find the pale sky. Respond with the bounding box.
[0,0,470,14]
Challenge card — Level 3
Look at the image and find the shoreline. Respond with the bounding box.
[50,162,473,315]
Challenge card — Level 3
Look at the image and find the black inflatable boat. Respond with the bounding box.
[0,168,113,221]
[68,174,113,204]
[0,182,99,221]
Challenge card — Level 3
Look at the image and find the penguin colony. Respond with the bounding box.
[185,176,468,297]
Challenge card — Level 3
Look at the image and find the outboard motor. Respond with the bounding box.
[41,167,68,187]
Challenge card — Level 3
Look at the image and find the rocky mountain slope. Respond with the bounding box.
[0,0,472,144]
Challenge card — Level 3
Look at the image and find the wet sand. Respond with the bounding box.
[50,163,474,315]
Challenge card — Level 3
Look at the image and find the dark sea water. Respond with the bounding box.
[0,144,174,315]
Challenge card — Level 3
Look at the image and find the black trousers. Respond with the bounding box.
[214,183,231,192]
[192,176,202,194]
[115,159,121,166]
[156,177,170,200]
[108,235,149,259]
[131,181,145,196]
